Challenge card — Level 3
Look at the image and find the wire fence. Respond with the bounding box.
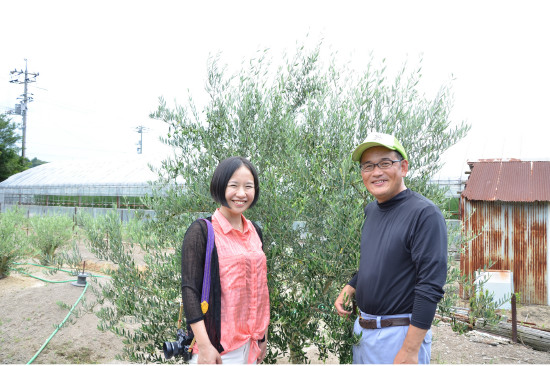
[0,203,155,223]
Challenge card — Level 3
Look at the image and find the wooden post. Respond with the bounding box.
[511,292,517,343]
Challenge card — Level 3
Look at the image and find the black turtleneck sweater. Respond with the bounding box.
[349,189,447,329]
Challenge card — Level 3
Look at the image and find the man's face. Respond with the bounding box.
[360,146,409,203]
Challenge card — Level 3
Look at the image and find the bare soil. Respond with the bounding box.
[1,241,549,364]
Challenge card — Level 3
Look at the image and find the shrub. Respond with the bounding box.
[28,214,74,265]
[0,207,29,279]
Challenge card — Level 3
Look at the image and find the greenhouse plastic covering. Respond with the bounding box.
[0,158,163,197]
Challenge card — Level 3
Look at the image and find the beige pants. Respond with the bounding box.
[189,339,256,364]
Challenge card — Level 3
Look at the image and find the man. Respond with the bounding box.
[334,132,447,364]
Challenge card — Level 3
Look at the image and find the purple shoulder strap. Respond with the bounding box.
[198,218,214,314]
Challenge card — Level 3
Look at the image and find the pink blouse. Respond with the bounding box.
[212,209,270,363]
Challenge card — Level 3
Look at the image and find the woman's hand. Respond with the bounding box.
[190,321,222,364]
[257,338,267,364]
[197,343,222,364]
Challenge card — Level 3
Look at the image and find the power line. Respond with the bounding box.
[9,59,39,159]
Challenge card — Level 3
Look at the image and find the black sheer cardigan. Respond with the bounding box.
[181,216,264,353]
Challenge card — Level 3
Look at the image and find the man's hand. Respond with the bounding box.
[393,347,418,364]
[393,324,428,364]
[334,285,356,317]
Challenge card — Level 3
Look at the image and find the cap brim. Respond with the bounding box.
[352,142,397,162]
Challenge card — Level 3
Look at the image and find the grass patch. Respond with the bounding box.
[55,346,96,364]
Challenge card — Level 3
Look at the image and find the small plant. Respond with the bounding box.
[48,240,84,276]
[468,287,506,328]
[28,214,74,265]
[513,291,522,307]
[0,206,30,279]
[77,209,129,265]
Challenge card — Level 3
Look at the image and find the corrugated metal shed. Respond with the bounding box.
[462,160,550,202]
[461,160,550,305]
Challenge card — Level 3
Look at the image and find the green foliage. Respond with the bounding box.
[29,157,47,168]
[49,239,85,275]
[0,114,30,181]
[444,266,508,334]
[28,214,74,265]
[78,209,173,362]
[443,197,460,219]
[437,218,465,332]
[0,207,30,279]
[513,291,522,309]
[467,287,507,328]
[91,40,470,363]
[466,263,509,328]
[77,209,127,264]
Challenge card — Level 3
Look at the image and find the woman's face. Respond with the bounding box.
[221,165,255,217]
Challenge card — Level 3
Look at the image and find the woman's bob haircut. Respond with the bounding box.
[210,156,260,208]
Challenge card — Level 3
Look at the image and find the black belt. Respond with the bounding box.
[359,317,410,329]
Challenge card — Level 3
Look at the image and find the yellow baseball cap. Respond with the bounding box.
[351,132,408,162]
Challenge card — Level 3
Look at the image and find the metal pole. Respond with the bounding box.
[10,59,38,159]
[21,60,28,159]
[135,125,148,154]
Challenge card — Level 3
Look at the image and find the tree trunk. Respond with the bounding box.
[436,313,550,352]
[476,321,550,352]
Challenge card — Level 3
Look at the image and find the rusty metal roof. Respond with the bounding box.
[461,160,550,202]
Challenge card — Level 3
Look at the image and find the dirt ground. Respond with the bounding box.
[1,243,549,364]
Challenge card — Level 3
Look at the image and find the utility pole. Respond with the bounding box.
[135,125,149,154]
[10,59,39,159]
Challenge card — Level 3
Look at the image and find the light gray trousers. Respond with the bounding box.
[353,312,432,364]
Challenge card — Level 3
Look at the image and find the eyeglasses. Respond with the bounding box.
[360,159,403,172]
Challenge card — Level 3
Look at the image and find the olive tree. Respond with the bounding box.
[0,207,30,279]
[28,214,75,266]
[91,42,469,363]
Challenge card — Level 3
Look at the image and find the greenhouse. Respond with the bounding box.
[0,157,165,220]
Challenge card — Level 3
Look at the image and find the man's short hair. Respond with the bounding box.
[210,156,260,208]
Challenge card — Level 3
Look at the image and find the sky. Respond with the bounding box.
[1,0,549,181]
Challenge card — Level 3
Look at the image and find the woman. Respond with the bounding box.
[181,156,270,364]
